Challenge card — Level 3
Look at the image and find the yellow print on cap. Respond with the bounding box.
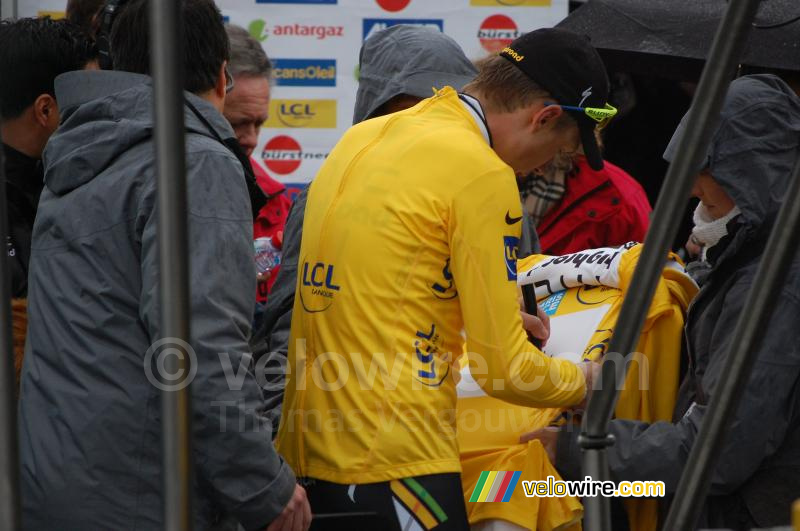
[501,47,525,62]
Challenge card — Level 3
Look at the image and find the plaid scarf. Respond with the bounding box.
[518,153,574,225]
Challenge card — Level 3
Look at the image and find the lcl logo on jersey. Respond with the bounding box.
[413,324,450,387]
[478,14,519,53]
[431,258,457,300]
[299,261,341,313]
[504,236,520,281]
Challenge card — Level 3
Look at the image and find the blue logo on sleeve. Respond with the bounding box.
[504,236,519,281]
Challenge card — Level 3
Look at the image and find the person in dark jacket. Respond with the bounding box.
[252,25,479,431]
[0,17,97,394]
[0,17,97,298]
[18,1,309,530]
[531,74,800,529]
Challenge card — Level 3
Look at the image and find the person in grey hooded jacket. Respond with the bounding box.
[252,25,478,431]
[18,1,309,530]
[536,74,800,529]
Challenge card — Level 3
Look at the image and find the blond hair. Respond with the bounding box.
[464,54,550,113]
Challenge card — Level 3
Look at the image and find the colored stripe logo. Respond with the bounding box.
[390,478,448,530]
[469,471,521,502]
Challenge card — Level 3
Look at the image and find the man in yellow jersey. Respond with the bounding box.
[276,29,613,529]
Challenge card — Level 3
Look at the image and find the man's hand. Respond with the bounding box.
[520,302,550,347]
[520,426,559,462]
[686,233,703,259]
[266,484,312,531]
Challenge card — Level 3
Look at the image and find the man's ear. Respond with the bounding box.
[215,61,228,101]
[530,103,563,132]
[33,94,59,129]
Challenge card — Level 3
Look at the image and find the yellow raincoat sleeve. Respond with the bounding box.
[449,170,586,408]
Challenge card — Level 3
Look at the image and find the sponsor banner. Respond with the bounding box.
[37,10,65,18]
[257,0,337,4]
[262,135,330,176]
[19,0,568,185]
[375,0,413,12]
[478,14,520,53]
[272,59,337,87]
[251,20,345,40]
[264,99,338,129]
[363,18,444,41]
[470,0,551,6]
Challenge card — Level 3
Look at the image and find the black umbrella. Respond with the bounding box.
[558,0,800,80]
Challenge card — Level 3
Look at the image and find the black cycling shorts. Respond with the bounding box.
[304,472,470,530]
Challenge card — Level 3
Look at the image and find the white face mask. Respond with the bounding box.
[692,203,741,261]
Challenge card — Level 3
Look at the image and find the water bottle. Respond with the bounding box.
[254,235,282,283]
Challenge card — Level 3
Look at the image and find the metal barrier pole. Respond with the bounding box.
[149,1,193,529]
[0,0,18,19]
[0,123,21,531]
[664,153,800,530]
[578,1,761,529]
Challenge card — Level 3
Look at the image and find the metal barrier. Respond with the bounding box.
[578,0,762,529]
[149,1,194,529]
[0,119,21,531]
[0,0,18,20]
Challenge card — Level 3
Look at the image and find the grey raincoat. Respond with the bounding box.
[556,74,800,529]
[19,70,295,530]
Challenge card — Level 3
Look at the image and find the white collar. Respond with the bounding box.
[458,93,491,146]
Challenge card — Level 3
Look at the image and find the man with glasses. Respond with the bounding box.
[223,24,292,312]
[275,28,607,528]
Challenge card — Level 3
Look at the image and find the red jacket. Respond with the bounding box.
[252,158,292,302]
[538,156,651,255]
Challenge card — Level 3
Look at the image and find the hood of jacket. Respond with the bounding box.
[44,70,236,196]
[353,24,477,125]
[665,74,800,246]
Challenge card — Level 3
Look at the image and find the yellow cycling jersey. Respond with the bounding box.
[458,244,698,531]
[275,87,585,484]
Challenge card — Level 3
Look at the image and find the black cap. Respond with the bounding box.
[499,28,609,170]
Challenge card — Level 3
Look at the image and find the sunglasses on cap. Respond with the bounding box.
[225,66,235,94]
[547,102,618,129]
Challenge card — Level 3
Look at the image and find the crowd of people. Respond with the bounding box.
[3,0,800,530]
